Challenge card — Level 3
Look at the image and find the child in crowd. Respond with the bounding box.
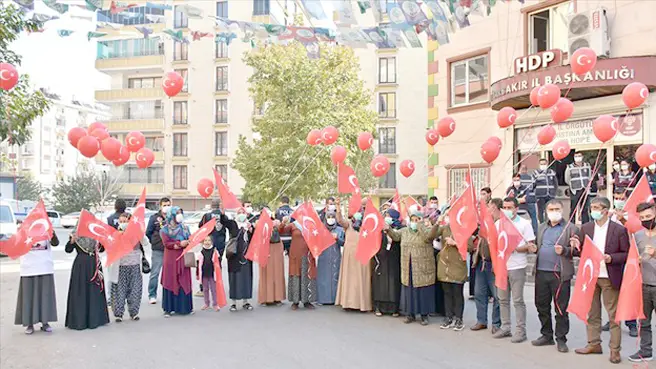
[198,237,219,311]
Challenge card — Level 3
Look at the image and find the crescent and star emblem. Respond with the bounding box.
[302,216,318,236]
[137,153,146,162]
[408,162,414,170]
[650,151,656,162]
[367,137,373,147]
[89,223,108,239]
[640,88,649,99]
[27,219,50,238]
[162,78,173,88]
[348,175,360,194]
[456,207,466,226]
[581,259,594,292]
[610,119,618,132]
[576,54,588,66]
[361,213,379,238]
[449,122,455,132]
[625,256,639,286]
[509,114,516,123]
[497,231,508,259]
[374,162,384,172]
[0,69,13,81]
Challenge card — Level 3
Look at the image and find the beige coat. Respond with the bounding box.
[436,226,467,284]
[387,224,439,288]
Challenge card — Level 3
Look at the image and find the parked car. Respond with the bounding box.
[47,210,62,228]
[0,200,18,244]
[61,212,81,228]
[183,211,204,234]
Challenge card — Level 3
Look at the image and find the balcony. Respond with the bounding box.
[95,88,163,101]
[95,150,164,163]
[119,183,165,196]
[96,22,166,35]
[96,51,164,72]
[104,118,164,132]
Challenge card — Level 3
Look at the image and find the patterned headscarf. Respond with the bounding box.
[386,208,403,229]
[162,206,190,240]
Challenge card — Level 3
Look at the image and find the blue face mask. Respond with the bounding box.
[236,214,247,223]
[502,209,515,220]
[409,222,418,231]
[353,212,362,221]
[590,210,604,221]
[384,217,393,225]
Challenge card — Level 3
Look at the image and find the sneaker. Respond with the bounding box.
[404,316,415,324]
[291,303,299,311]
[40,324,52,333]
[164,313,171,318]
[131,316,140,321]
[24,325,34,335]
[375,310,383,317]
[629,325,638,338]
[628,352,654,362]
[493,330,512,339]
[194,291,204,297]
[453,319,464,331]
[243,303,253,311]
[149,297,157,305]
[557,341,569,353]
[229,305,237,312]
[304,303,315,310]
[201,305,209,310]
[440,318,454,329]
[115,317,123,323]
[531,336,555,346]
[491,326,500,335]
[601,322,610,331]
[420,316,429,326]
[511,333,527,343]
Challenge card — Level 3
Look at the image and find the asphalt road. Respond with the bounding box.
[0,228,645,369]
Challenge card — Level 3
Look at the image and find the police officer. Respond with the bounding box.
[532,158,558,223]
[275,196,294,253]
[564,151,592,223]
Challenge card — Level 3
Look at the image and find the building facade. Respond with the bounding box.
[429,0,656,211]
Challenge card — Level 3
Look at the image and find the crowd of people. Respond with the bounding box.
[11,161,656,365]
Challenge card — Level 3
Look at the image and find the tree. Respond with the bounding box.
[15,174,44,201]
[51,169,123,214]
[233,43,378,205]
[0,3,51,146]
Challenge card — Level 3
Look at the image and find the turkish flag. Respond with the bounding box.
[404,196,420,213]
[624,175,655,231]
[291,202,333,258]
[392,189,406,220]
[77,209,124,265]
[478,199,499,275]
[122,187,147,252]
[245,215,273,267]
[213,167,241,209]
[568,235,605,323]
[615,235,646,322]
[355,198,385,265]
[449,172,478,259]
[338,162,360,194]
[495,213,523,290]
[0,199,53,259]
[177,218,217,260]
[348,190,362,217]
[212,249,228,308]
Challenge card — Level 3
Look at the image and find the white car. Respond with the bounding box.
[47,210,62,228]
[0,201,18,243]
[61,212,80,229]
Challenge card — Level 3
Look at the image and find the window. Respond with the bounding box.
[215,132,228,156]
[173,41,188,61]
[379,163,396,189]
[174,69,188,92]
[528,2,570,54]
[216,1,228,17]
[173,133,188,157]
[128,77,161,89]
[174,5,189,28]
[378,92,396,118]
[378,128,396,154]
[215,99,228,123]
[121,165,164,184]
[449,53,489,107]
[216,66,228,91]
[253,0,269,15]
[447,166,490,198]
[173,165,188,189]
[216,41,229,58]
[377,0,395,14]
[124,100,163,119]
[378,57,396,83]
[215,164,228,182]
[145,136,164,152]
[97,7,165,26]
[173,101,188,124]
[97,38,163,59]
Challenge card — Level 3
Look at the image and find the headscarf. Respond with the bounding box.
[76,235,98,253]
[351,206,364,231]
[162,206,190,240]
[324,211,337,230]
[386,208,403,229]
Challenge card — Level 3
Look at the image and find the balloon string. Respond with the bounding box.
[272,143,310,204]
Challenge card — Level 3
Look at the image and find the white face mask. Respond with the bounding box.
[161,205,171,214]
[613,164,620,171]
[245,206,253,214]
[513,181,521,187]
[430,203,438,209]
[328,205,336,211]
[621,165,629,171]
[118,223,128,231]
[539,165,548,171]
[175,213,184,223]
[202,242,213,249]
[326,218,336,225]
[547,211,562,223]
[650,164,656,171]
[574,156,583,163]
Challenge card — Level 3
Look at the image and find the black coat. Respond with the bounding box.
[221,215,253,273]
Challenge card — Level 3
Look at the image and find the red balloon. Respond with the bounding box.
[357,132,374,151]
[537,84,560,109]
[399,159,415,178]
[622,82,649,110]
[330,145,347,165]
[67,127,87,148]
[570,47,598,76]
[162,71,184,97]
[550,97,574,123]
[636,144,656,168]
[537,125,556,145]
[125,131,146,152]
[0,63,19,91]
[497,107,518,128]
[87,122,107,133]
[112,146,130,167]
[100,137,122,161]
[135,148,155,169]
[480,140,500,164]
[370,155,390,177]
[425,129,440,146]
[321,126,339,145]
[197,178,214,199]
[530,86,541,106]
[486,136,502,150]
[592,115,618,143]
[77,136,100,158]
[437,116,456,137]
[552,140,571,161]
[306,129,322,146]
[90,128,109,142]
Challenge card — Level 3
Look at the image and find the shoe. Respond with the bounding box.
[304,303,315,310]
[194,291,204,297]
[392,313,400,317]
[575,344,603,355]
[164,313,171,318]
[115,317,123,323]
[453,319,464,331]
[491,326,500,335]
[40,324,52,333]
[511,334,527,343]
[557,341,569,353]
[243,303,253,311]
[488,297,494,303]
[628,352,654,362]
[493,330,512,339]
[531,336,555,347]
[468,295,475,300]
[24,326,34,335]
[131,316,140,321]
[420,316,429,326]
[629,325,638,337]
[291,303,299,311]
[440,318,454,329]
[149,297,157,305]
[201,305,209,310]
[404,316,415,324]
[229,305,237,312]
[214,306,220,312]
[610,350,621,364]
[375,310,383,317]
[470,323,487,331]
[601,322,610,331]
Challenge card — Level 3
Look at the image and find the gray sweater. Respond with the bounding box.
[636,230,656,286]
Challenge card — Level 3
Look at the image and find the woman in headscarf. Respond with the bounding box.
[372,207,403,317]
[317,211,345,305]
[335,198,372,312]
[113,213,149,322]
[15,231,60,334]
[385,209,440,325]
[285,216,318,310]
[159,206,193,317]
[257,210,286,306]
[222,206,255,312]
[436,217,468,331]
[65,231,109,330]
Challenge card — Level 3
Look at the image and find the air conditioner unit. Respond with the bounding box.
[567,7,611,58]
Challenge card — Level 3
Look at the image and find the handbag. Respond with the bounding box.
[141,256,151,274]
[183,252,196,268]
[225,237,237,259]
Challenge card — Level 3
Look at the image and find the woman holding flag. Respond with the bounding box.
[317,211,345,305]
[160,206,193,317]
[257,211,286,306]
[286,216,318,310]
[223,206,255,312]
[372,207,403,317]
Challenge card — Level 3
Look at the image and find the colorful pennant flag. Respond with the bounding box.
[87,31,107,41]
[57,29,74,37]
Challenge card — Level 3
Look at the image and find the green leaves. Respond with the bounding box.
[15,174,44,201]
[51,170,123,214]
[233,42,377,205]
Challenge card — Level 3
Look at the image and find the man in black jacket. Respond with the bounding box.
[107,199,126,230]
[146,197,171,304]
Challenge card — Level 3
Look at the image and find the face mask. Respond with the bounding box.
[641,218,656,230]
[502,209,515,219]
[328,205,336,211]
[547,211,562,223]
[430,203,438,209]
[613,165,620,171]
[202,242,213,249]
[613,200,625,210]
[326,218,336,226]
[574,156,583,163]
[409,222,417,231]
[650,164,656,171]
[621,165,629,171]
[161,205,171,214]
[236,214,247,223]
[353,212,362,221]
[384,217,393,225]
[245,207,253,214]
[513,181,521,187]
[175,213,184,223]
[118,223,128,231]
[590,210,604,221]
[540,165,548,171]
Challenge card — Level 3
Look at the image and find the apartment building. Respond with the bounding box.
[94,0,428,209]
[428,0,656,208]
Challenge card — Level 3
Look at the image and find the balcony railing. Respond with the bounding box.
[112,110,164,120]
[97,47,164,60]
